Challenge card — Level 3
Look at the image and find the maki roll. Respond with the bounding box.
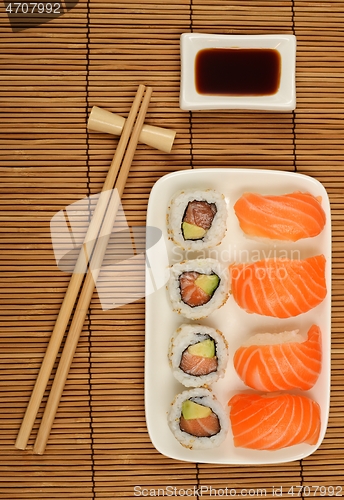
[168,324,229,387]
[168,388,229,449]
[167,258,229,320]
[167,189,228,250]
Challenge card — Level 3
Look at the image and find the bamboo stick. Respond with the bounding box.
[14,84,146,451]
[32,86,152,455]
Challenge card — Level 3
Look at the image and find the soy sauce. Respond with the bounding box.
[195,48,281,96]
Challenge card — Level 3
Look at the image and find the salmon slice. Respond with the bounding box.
[228,393,321,450]
[180,349,218,376]
[233,325,322,391]
[180,412,220,437]
[179,271,211,307]
[183,200,217,230]
[230,255,327,318]
[234,192,326,241]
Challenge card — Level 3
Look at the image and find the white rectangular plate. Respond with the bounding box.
[145,168,331,464]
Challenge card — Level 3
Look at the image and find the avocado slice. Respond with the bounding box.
[182,400,212,420]
[194,273,220,296]
[188,339,215,358]
[182,221,206,240]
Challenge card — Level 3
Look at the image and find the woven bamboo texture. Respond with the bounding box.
[1,1,344,499]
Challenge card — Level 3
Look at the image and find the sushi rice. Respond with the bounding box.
[167,258,229,320]
[168,388,229,449]
[167,189,228,250]
[168,324,229,387]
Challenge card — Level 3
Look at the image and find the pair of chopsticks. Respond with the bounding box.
[15,84,153,455]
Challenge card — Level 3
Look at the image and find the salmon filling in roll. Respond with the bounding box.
[179,338,218,376]
[182,200,217,240]
[180,400,220,437]
[179,271,220,308]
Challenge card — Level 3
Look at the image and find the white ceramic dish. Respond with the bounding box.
[145,168,331,464]
[180,33,296,111]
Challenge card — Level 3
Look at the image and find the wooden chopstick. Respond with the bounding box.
[32,86,153,455]
[15,84,148,451]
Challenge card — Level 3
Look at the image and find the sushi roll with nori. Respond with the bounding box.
[167,258,229,320]
[167,189,228,250]
[168,324,229,387]
[168,388,229,449]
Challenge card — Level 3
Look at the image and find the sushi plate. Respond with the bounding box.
[144,168,331,464]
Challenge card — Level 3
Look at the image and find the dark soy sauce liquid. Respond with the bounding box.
[195,48,281,96]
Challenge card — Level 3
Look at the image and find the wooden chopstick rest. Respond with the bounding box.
[88,105,176,153]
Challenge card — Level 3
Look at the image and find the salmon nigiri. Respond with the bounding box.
[233,325,322,391]
[234,191,326,241]
[230,255,327,318]
[228,393,321,450]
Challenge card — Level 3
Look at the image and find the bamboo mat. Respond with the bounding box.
[1,1,344,499]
